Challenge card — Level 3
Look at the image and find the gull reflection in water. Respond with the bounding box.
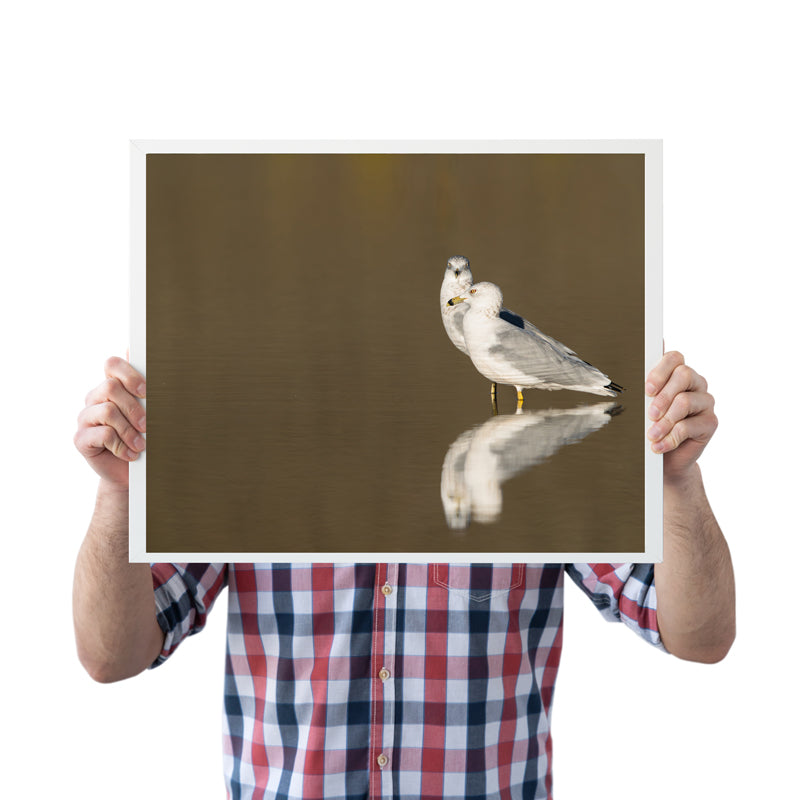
[441,402,623,530]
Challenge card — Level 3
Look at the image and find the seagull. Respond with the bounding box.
[441,255,560,401]
[440,255,475,355]
[447,281,623,405]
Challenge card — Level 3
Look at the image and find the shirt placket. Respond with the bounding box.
[370,563,399,799]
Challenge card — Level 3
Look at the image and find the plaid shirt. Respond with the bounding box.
[152,563,663,800]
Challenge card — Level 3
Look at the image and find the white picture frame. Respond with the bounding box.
[129,140,662,563]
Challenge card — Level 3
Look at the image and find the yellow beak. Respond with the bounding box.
[447,295,466,306]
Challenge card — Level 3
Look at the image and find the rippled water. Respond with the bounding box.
[145,153,644,556]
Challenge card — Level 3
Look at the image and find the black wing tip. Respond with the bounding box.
[498,309,525,329]
[607,381,624,394]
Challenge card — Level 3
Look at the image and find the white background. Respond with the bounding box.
[2,2,796,798]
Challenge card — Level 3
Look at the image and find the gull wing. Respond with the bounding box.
[490,321,610,389]
[499,308,577,357]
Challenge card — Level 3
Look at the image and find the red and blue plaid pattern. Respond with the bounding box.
[151,562,662,800]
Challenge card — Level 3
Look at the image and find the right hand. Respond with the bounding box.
[74,356,147,489]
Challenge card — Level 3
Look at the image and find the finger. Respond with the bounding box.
[650,412,718,454]
[104,355,146,399]
[85,377,146,433]
[74,422,140,462]
[647,390,715,442]
[647,363,708,422]
[645,350,685,397]
[78,402,147,454]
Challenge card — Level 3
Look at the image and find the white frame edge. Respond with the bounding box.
[129,141,147,562]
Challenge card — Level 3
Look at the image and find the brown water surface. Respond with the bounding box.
[146,153,645,555]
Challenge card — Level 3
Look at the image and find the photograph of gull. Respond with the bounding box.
[445,270,622,407]
[139,150,649,557]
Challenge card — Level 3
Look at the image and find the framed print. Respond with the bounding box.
[129,140,662,562]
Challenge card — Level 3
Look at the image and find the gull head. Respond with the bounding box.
[448,281,504,316]
[443,255,473,295]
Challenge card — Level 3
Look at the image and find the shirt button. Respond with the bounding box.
[378,668,390,681]
[381,583,392,596]
[377,753,389,768]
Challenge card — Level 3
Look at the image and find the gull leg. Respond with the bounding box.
[491,382,499,415]
[516,389,524,409]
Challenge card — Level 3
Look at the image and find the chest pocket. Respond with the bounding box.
[433,563,525,602]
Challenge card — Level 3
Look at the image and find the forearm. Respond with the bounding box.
[73,481,165,682]
[655,464,735,663]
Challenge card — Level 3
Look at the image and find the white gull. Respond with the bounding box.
[448,281,623,405]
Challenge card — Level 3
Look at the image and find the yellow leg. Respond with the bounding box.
[516,389,524,408]
[490,382,497,401]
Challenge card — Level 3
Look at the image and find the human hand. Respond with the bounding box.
[74,356,147,490]
[645,351,718,483]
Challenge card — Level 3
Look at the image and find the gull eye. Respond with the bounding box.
[470,288,477,294]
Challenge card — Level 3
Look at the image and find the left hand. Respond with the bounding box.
[645,351,718,482]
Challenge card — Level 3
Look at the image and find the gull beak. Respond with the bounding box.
[447,295,466,306]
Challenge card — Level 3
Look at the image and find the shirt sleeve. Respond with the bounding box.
[565,563,666,651]
[149,563,228,667]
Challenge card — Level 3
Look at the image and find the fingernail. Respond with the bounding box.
[647,424,660,441]
[133,435,146,451]
[137,416,147,432]
[126,449,139,460]
[136,383,147,398]
[645,382,657,396]
[652,441,666,453]
[648,404,660,420]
